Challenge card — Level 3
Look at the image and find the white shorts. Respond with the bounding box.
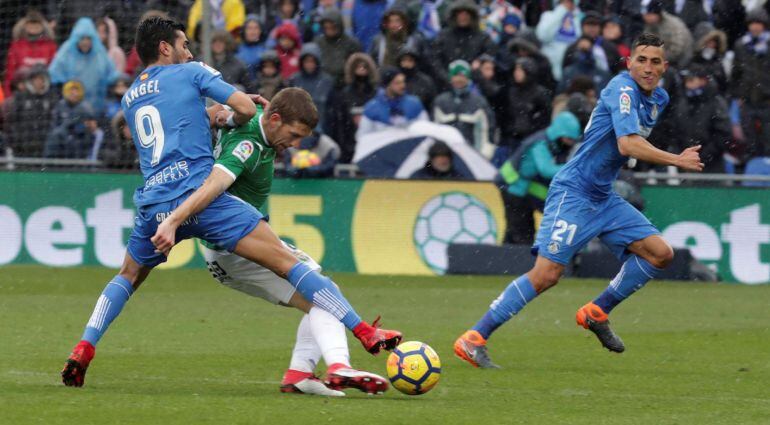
[201,241,321,305]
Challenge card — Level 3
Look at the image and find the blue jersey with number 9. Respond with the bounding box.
[121,62,236,207]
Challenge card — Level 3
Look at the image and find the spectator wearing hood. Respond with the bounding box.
[353,0,388,52]
[432,0,497,90]
[472,53,502,106]
[674,65,731,173]
[691,22,729,94]
[284,131,341,178]
[559,36,612,94]
[433,60,495,159]
[253,50,287,100]
[478,0,524,46]
[370,6,427,69]
[44,80,102,159]
[397,46,437,109]
[496,57,551,159]
[289,43,334,129]
[562,11,622,75]
[410,140,474,180]
[731,9,770,157]
[48,18,119,115]
[95,17,126,74]
[206,30,251,90]
[356,66,427,138]
[304,0,346,41]
[4,65,56,157]
[314,8,362,85]
[642,0,694,68]
[535,0,583,81]
[237,15,268,82]
[502,32,557,95]
[272,22,303,79]
[4,11,57,96]
[326,53,379,162]
[496,111,581,244]
[187,0,245,41]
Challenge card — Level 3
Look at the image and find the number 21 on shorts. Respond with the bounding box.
[551,219,577,245]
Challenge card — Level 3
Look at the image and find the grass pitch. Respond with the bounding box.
[1,265,769,424]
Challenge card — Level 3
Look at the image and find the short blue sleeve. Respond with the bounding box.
[602,83,641,138]
[188,61,237,104]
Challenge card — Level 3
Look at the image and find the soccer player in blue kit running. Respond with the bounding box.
[61,17,401,387]
[455,33,705,368]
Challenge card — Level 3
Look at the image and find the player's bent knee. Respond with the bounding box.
[652,243,674,269]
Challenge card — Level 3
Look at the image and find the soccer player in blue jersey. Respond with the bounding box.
[455,33,705,368]
[62,17,400,387]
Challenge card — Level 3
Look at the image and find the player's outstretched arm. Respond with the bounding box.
[151,167,235,253]
[617,135,704,171]
[224,91,257,126]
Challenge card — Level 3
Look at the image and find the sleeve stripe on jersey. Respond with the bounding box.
[214,163,237,182]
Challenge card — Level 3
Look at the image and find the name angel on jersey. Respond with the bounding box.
[123,78,160,107]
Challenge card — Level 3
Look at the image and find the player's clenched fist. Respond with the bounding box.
[151,219,177,255]
[676,145,704,172]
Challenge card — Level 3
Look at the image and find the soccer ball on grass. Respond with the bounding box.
[386,341,441,395]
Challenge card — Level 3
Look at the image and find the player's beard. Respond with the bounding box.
[171,48,189,65]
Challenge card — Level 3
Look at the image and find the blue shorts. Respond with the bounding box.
[127,191,262,267]
[533,186,659,265]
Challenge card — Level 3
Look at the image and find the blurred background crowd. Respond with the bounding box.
[0,0,769,181]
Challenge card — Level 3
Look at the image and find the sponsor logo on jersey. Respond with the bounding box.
[619,92,632,114]
[233,141,254,162]
[140,73,149,81]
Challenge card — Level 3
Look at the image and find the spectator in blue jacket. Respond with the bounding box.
[496,111,581,244]
[356,66,428,139]
[48,17,118,115]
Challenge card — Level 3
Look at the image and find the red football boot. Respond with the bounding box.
[280,369,344,396]
[353,316,402,355]
[61,340,95,387]
[325,363,388,395]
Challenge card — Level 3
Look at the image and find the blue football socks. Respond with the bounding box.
[472,275,538,339]
[287,262,362,330]
[593,255,663,314]
[81,275,135,346]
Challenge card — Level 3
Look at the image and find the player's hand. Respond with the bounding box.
[214,110,233,128]
[248,94,270,109]
[676,145,705,172]
[151,219,178,255]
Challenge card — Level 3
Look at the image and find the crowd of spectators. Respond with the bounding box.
[0,0,768,177]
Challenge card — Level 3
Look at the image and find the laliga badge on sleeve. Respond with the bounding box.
[619,92,632,114]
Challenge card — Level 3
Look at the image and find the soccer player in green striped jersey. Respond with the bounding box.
[197,88,393,395]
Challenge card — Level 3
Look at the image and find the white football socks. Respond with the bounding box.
[308,307,350,367]
[288,314,322,373]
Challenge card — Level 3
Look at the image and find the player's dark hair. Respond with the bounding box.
[631,33,665,52]
[136,16,186,65]
[267,88,319,130]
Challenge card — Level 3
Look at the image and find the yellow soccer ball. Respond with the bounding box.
[291,149,321,169]
[386,341,441,395]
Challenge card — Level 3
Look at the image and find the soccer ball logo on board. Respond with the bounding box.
[413,192,497,274]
